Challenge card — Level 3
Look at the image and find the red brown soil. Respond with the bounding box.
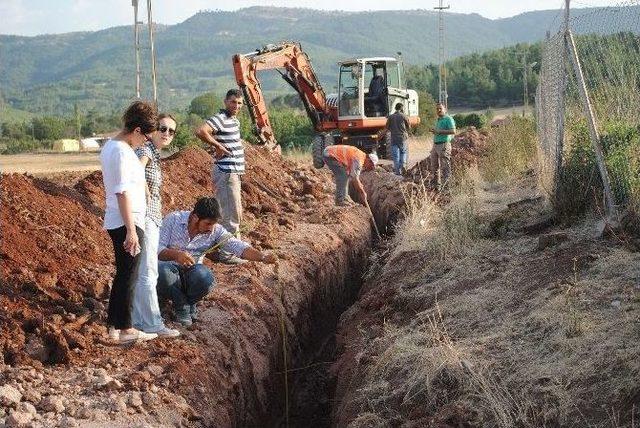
[0,144,401,426]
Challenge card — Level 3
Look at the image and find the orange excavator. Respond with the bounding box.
[232,42,420,166]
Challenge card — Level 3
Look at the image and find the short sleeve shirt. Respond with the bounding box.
[434,115,456,144]
[100,139,146,230]
[387,112,410,144]
[135,142,162,227]
[206,110,245,174]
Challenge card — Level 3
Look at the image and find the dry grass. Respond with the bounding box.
[388,176,479,264]
[481,116,538,184]
[282,146,312,164]
[343,166,640,426]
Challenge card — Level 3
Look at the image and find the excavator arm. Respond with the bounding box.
[232,42,337,150]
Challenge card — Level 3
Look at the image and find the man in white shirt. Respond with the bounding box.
[157,197,277,326]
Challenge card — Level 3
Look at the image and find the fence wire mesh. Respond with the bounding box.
[536,1,640,218]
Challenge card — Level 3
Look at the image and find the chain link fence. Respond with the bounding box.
[536,1,640,220]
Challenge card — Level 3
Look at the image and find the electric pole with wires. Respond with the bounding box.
[131,0,158,104]
[434,0,450,108]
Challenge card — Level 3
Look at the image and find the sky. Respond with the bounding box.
[0,0,622,36]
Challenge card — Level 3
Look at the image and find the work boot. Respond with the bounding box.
[175,307,192,327]
[190,304,199,322]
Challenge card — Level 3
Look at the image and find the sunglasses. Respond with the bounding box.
[159,125,176,136]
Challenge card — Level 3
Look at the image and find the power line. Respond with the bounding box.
[434,0,450,108]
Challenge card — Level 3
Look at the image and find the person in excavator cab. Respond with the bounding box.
[367,67,386,116]
[322,145,378,207]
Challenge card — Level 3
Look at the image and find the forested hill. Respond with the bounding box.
[1,5,638,115]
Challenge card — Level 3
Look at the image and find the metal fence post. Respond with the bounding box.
[566,29,617,221]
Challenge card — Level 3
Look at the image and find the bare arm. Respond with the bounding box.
[351,176,368,206]
[195,124,232,158]
[241,246,277,264]
[115,192,140,256]
[158,248,196,266]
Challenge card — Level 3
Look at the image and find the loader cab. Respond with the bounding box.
[338,57,408,120]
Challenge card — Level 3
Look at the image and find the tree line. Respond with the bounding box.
[406,42,542,108]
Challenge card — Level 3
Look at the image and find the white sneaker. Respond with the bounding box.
[155,327,180,338]
[118,330,157,344]
[108,327,120,340]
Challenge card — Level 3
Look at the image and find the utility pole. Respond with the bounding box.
[522,51,537,117]
[131,0,158,104]
[434,0,450,108]
[132,0,141,99]
[147,0,158,105]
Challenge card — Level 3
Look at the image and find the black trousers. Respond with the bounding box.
[107,225,144,329]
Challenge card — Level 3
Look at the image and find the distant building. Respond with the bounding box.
[52,139,80,152]
[79,137,102,151]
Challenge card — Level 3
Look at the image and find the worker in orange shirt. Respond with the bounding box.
[323,145,378,206]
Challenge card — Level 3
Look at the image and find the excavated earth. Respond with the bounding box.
[0,132,484,427]
[0,143,409,427]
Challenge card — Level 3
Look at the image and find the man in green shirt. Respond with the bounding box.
[429,103,456,191]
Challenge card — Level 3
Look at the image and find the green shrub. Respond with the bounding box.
[600,121,640,205]
[0,137,52,154]
[453,113,465,127]
[556,122,600,220]
[451,113,486,129]
[464,113,486,129]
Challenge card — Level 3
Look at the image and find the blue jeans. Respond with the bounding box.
[324,155,350,204]
[131,219,165,333]
[157,262,215,312]
[391,144,408,175]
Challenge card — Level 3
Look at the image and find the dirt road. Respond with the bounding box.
[0,139,431,176]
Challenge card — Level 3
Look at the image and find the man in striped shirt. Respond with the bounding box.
[196,89,245,239]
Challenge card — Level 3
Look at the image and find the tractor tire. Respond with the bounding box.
[312,133,330,169]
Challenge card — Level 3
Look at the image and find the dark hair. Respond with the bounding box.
[225,89,243,100]
[395,103,404,111]
[158,113,177,124]
[122,100,158,134]
[193,197,221,221]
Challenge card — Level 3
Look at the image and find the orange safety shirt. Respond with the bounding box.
[324,145,367,177]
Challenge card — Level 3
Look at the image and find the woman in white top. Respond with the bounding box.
[99,100,158,343]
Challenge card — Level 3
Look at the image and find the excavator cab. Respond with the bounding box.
[337,58,418,120]
[334,57,419,154]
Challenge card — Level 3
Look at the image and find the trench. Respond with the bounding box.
[188,173,403,427]
[271,177,401,427]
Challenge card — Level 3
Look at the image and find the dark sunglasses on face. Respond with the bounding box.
[159,125,176,136]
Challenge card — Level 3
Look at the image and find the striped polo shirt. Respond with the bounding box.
[206,109,245,174]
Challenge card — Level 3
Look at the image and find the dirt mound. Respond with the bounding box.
[0,143,406,426]
[74,146,331,249]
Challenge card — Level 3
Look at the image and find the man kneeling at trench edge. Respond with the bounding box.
[323,145,378,206]
[157,197,277,326]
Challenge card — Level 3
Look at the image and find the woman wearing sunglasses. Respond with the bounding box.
[131,113,182,338]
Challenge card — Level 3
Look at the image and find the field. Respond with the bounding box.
[0,152,101,175]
